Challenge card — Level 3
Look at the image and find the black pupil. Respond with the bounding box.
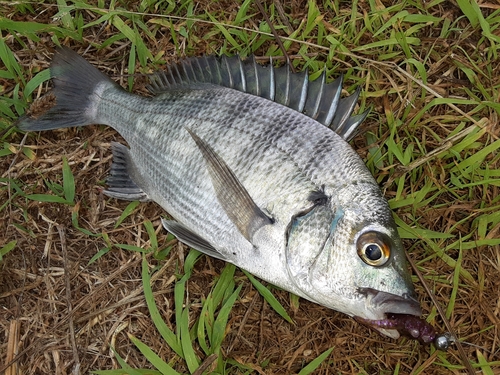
[365,244,382,260]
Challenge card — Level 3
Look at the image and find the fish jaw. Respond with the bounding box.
[356,288,422,339]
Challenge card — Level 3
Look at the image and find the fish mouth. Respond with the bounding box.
[356,288,422,339]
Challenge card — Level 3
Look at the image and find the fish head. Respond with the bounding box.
[285,183,421,339]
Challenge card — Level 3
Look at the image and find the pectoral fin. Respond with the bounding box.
[187,128,273,242]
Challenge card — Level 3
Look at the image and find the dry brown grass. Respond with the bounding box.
[1,0,499,374]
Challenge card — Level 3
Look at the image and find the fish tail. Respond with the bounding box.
[16,47,118,131]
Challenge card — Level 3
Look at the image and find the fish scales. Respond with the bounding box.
[98,87,317,263]
[101,90,304,200]
[106,86,373,197]
[17,47,425,341]
[100,86,344,219]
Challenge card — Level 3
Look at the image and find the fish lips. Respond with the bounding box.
[357,287,422,339]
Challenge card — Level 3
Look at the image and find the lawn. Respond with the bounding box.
[1,0,499,374]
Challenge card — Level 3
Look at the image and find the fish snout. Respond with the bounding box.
[367,288,422,316]
[357,288,422,339]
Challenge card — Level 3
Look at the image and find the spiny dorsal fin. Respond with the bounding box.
[147,55,368,141]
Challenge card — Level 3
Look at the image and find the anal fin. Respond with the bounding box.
[161,219,225,260]
[104,142,150,202]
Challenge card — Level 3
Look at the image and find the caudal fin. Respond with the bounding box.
[16,47,118,131]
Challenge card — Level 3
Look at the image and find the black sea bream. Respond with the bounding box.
[17,47,423,340]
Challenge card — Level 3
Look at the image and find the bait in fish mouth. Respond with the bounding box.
[355,314,453,350]
[17,46,447,347]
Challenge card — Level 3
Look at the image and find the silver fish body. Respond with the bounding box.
[18,48,421,339]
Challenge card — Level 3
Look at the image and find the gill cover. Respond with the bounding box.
[285,203,342,301]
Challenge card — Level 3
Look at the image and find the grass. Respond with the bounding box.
[1,0,499,374]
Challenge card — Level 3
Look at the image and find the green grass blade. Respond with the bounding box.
[353,37,420,51]
[455,0,479,31]
[141,256,183,357]
[115,243,148,253]
[203,293,215,347]
[183,249,202,275]
[110,15,152,66]
[180,308,200,373]
[110,15,137,44]
[422,240,475,284]
[143,220,158,252]
[305,0,321,37]
[93,370,162,375]
[114,201,141,228]
[234,0,254,24]
[107,346,144,375]
[56,0,75,30]
[205,13,241,50]
[210,284,242,353]
[23,68,51,99]
[211,264,236,306]
[0,37,23,82]
[0,240,16,262]
[128,333,181,375]
[392,215,451,239]
[174,276,185,338]
[445,244,462,319]
[197,294,210,355]
[242,270,294,324]
[405,58,428,83]
[25,193,71,204]
[72,205,99,236]
[372,10,409,37]
[62,156,75,203]
[297,347,334,375]
[87,246,110,264]
[452,138,500,173]
[128,43,136,91]
[476,350,495,375]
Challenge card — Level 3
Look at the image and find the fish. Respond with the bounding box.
[17,46,423,340]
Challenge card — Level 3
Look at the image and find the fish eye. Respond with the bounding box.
[357,232,390,266]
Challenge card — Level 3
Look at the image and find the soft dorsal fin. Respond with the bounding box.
[147,55,368,141]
